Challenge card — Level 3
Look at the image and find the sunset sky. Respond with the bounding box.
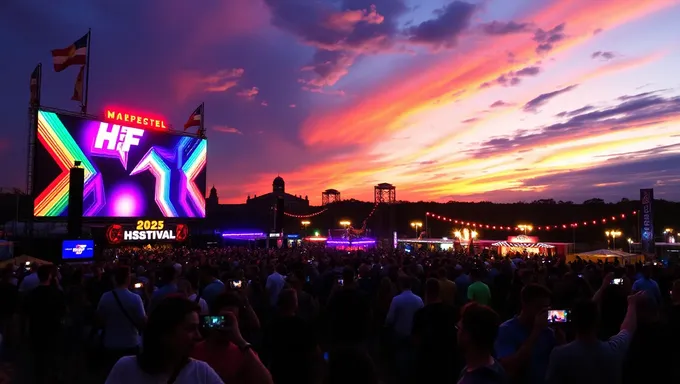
[2,0,680,205]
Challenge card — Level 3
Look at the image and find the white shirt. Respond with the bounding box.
[97,288,146,350]
[385,290,424,337]
[265,272,286,306]
[188,293,209,315]
[19,273,39,293]
[105,356,223,384]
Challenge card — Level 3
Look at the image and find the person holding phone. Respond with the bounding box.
[545,292,645,384]
[191,293,272,384]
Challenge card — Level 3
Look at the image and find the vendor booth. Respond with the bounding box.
[567,249,644,264]
[492,235,556,256]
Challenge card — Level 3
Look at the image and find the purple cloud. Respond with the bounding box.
[480,65,542,88]
[534,23,566,54]
[490,100,512,108]
[556,105,594,118]
[523,84,578,112]
[462,117,479,123]
[592,51,616,60]
[406,1,477,48]
[481,20,533,35]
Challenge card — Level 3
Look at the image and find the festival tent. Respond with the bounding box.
[0,254,52,269]
[567,249,644,264]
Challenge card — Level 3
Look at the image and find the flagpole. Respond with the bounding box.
[82,28,92,114]
[200,102,205,138]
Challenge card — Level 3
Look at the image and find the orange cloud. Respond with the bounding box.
[213,125,243,135]
[325,5,384,32]
[174,68,244,101]
[300,0,676,148]
[237,86,259,100]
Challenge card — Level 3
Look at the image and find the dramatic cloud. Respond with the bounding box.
[406,1,477,48]
[236,86,259,100]
[534,23,566,54]
[556,105,594,118]
[481,21,533,35]
[523,84,578,112]
[213,125,244,135]
[264,0,406,88]
[592,51,616,60]
[476,92,680,155]
[480,66,541,88]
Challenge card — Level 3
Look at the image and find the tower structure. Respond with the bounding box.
[374,183,396,204]
[322,189,341,205]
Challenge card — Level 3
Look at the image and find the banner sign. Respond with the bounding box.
[640,189,655,255]
[507,235,539,243]
[106,220,188,244]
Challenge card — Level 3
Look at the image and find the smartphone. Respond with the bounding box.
[323,352,329,361]
[229,279,243,289]
[337,278,344,286]
[577,274,583,278]
[134,282,143,289]
[306,276,311,283]
[201,315,226,330]
[547,309,570,323]
[25,261,31,266]
[611,278,624,285]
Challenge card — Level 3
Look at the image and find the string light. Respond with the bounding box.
[424,210,637,231]
[280,208,328,218]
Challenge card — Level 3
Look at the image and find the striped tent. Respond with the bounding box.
[491,241,555,248]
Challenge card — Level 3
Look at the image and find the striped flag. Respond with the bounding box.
[184,104,203,130]
[51,32,88,72]
[71,66,85,102]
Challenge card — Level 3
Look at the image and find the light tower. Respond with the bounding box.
[374,183,396,204]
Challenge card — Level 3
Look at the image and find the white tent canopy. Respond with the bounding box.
[576,249,635,258]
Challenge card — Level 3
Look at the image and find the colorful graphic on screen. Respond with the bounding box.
[547,309,569,323]
[62,239,94,259]
[34,110,207,218]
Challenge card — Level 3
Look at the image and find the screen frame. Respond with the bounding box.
[31,107,208,220]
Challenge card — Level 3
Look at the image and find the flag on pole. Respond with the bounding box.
[51,33,88,72]
[184,104,203,130]
[29,64,41,106]
[71,66,85,102]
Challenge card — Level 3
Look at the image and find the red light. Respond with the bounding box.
[546,227,550,231]
[562,225,567,229]
[612,216,616,220]
[592,220,596,224]
[633,211,637,215]
[104,108,168,129]
[583,222,587,225]
[492,226,496,229]
[454,220,458,223]
[602,219,606,223]
[621,214,625,218]
[486,225,489,228]
[426,212,429,216]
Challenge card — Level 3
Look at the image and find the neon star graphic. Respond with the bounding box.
[178,137,207,217]
[34,111,101,216]
[130,148,178,217]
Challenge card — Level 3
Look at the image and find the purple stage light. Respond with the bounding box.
[221,232,266,237]
[108,183,145,217]
[327,240,376,245]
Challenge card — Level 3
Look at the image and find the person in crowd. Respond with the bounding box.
[0,265,18,354]
[97,266,147,374]
[437,267,456,305]
[264,288,318,384]
[412,278,460,383]
[24,264,66,384]
[199,265,225,311]
[289,272,318,323]
[468,267,492,306]
[631,265,661,303]
[18,263,39,293]
[326,267,372,347]
[457,302,507,384]
[105,296,222,383]
[622,293,677,383]
[669,279,680,330]
[265,264,286,308]
[325,347,380,384]
[385,275,423,383]
[495,283,558,384]
[546,292,644,383]
[191,292,272,384]
[148,265,180,312]
[455,265,472,303]
[179,278,209,315]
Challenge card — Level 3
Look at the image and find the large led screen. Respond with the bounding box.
[33,110,207,218]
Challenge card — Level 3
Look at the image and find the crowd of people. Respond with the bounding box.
[0,244,679,383]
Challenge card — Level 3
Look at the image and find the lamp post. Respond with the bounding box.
[301,220,310,235]
[339,220,351,229]
[410,221,422,237]
[605,230,622,249]
[627,238,633,253]
[518,224,533,235]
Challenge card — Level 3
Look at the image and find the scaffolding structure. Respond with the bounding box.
[321,189,341,205]
[374,183,396,204]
